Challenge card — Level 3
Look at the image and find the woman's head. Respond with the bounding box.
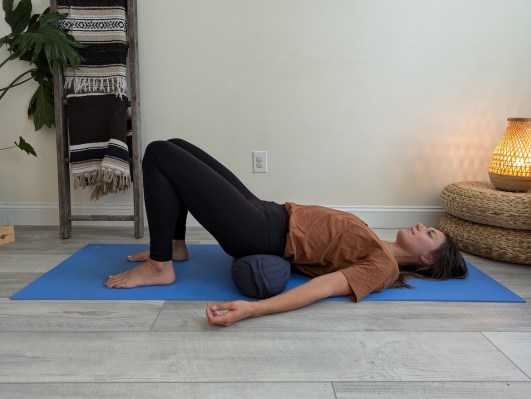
[392,224,468,287]
[395,223,447,266]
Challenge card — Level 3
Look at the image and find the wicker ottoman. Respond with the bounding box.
[440,181,531,265]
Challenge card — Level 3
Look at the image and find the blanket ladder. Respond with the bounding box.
[51,0,144,239]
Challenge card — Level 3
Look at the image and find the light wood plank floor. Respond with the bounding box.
[1,226,530,399]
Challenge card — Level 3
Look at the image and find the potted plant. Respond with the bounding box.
[0,0,83,156]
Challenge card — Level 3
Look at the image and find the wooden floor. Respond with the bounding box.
[0,225,530,399]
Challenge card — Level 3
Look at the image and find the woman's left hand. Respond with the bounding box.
[206,301,255,326]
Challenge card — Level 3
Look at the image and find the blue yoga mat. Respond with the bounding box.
[11,244,525,302]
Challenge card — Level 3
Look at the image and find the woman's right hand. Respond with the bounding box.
[206,271,352,327]
[206,301,256,326]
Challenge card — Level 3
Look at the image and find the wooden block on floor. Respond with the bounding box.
[0,225,15,246]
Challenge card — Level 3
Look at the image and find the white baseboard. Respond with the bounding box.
[0,202,445,229]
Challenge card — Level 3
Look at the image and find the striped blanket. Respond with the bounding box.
[66,94,130,199]
[57,0,130,200]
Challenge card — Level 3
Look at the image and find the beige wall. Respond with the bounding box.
[1,0,530,225]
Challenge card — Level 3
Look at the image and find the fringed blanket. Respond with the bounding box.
[57,0,130,199]
[57,0,128,96]
[66,94,130,200]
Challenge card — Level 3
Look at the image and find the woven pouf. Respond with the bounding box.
[441,181,531,230]
[440,214,530,265]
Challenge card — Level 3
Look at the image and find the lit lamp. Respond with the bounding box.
[488,118,531,192]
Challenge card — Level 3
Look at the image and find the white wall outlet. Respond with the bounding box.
[252,151,268,173]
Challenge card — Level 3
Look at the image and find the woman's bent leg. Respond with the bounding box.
[108,139,285,289]
[143,140,272,260]
[166,138,258,242]
[167,138,258,200]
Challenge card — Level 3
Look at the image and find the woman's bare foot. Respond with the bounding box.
[127,240,189,262]
[105,259,176,288]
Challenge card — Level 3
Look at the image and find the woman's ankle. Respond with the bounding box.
[172,240,189,261]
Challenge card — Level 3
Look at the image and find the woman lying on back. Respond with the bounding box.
[105,139,468,326]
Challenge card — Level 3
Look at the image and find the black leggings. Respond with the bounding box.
[142,139,289,261]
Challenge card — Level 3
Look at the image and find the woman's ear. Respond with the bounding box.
[420,253,434,266]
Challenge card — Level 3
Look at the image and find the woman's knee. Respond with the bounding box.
[167,138,187,147]
[144,138,189,159]
[142,140,175,169]
[145,140,179,159]
[145,140,171,154]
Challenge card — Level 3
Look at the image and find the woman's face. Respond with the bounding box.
[396,223,447,262]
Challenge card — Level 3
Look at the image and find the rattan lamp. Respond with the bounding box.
[488,118,531,192]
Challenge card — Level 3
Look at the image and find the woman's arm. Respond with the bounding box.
[206,271,353,326]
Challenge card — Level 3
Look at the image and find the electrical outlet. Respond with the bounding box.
[252,151,267,173]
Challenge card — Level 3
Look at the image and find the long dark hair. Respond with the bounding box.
[391,233,468,289]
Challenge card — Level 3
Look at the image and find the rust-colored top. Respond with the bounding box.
[284,203,399,302]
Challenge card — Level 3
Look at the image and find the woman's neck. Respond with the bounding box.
[385,241,419,266]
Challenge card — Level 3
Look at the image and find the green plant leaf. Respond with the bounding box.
[30,61,51,83]
[0,33,10,48]
[10,11,84,71]
[14,135,37,156]
[1,2,84,137]
[3,0,32,35]
[28,80,54,130]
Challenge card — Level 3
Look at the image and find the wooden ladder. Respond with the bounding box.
[51,0,144,239]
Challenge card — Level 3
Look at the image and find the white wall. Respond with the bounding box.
[1,0,530,227]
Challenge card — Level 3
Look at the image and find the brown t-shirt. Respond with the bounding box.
[283,202,399,302]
